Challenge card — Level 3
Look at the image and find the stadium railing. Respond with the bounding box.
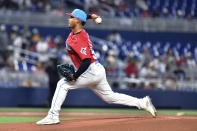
[1,11,197,32]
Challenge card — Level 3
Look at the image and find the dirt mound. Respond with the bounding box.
[0,112,197,131]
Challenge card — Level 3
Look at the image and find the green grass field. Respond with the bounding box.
[0,108,197,124]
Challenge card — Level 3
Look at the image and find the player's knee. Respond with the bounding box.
[56,79,64,88]
[102,94,116,104]
[56,78,69,90]
[56,78,73,92]
[104,99,114,104]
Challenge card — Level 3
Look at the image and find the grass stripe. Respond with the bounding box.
[0,116,76,124]
[0,108,48,112]
[0,108,197,124]
[0,108,197,116]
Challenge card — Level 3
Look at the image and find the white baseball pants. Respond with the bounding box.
[48,61,146,118]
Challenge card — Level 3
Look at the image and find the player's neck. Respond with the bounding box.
[73,25,83,34]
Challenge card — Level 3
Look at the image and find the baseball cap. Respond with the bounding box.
[66,9,87,22]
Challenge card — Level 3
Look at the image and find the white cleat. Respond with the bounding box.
[144,96,157,117]
[36,116,60,125]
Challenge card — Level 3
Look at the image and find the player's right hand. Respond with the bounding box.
[91,14,102,24]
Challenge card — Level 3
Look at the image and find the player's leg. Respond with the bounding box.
[90,64,157,117]
[36,78,77,125]
[46,75,93,119]
[91,81,146,109]
[36,62,103,125]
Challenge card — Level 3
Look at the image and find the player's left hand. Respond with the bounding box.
[57,64,76,82]
[91,14,102,24]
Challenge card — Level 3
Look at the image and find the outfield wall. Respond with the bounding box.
[0,88,197,109]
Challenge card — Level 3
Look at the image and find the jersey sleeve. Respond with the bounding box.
[69,39,91,60]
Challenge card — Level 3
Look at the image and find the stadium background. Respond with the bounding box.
[0,1,197,129]
[0,0,197,131]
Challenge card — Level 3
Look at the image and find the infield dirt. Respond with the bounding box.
[0,112,197,131]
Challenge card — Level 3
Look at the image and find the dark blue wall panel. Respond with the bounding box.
[0,88,197,109]
[0,88,48,107]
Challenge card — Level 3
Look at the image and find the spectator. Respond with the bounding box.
[84,0,99,12]
[1,0,197,20]
[32,62,48,87]
[159,57,167,75]
[36,37,49,62]
[50,5,64,16]
[107,29,122,43]
[3,0,18,10]
[54,35,64,50]
[0,24,8,49]
[152,8,160,18]
[0,55,6,69]
[152,56,167,75]
[98,0,116,16]
[13,33,22,48]
[36,37,47,52]
[31,28,40,43]
[12,32,23,60]
[141,46,152,65]
[31,28,40,51]
[139,63,149,78]
[46,36,56,49]
[0,24,197,91]
[187,52,196,68]
[61,54,72,65]
[173,64,185,80]
[177,55,187,66]
[158,76,177,90]
[164,77,177,90]
[105,50,118,77]
[5,55,15,71]
[177,10,183,19]
[9,25,19,44]
[151,56,160,71]
[186,12,192,20]
[20,26,32,41]
[164,64,175,79]
[144,82,157,90]
[17,0,32,11]
[147,62,159,78]
[124,56,138,78]
[114,0,126,11]
[162,8,170,18]
[0,24,8,59]
[22,77,39,87]
[141,8,152,18]
[165,48,176,65]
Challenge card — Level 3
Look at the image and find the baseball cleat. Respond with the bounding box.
[144,96,157,117]
[36,116,60,125]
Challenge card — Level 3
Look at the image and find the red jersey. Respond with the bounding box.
[66,29,97,68]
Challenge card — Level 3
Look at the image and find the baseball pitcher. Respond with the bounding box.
[37,9,157,125]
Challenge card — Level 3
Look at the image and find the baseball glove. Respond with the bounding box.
[57,64,75,82]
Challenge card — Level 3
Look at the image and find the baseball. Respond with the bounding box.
[95,17,102,24]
